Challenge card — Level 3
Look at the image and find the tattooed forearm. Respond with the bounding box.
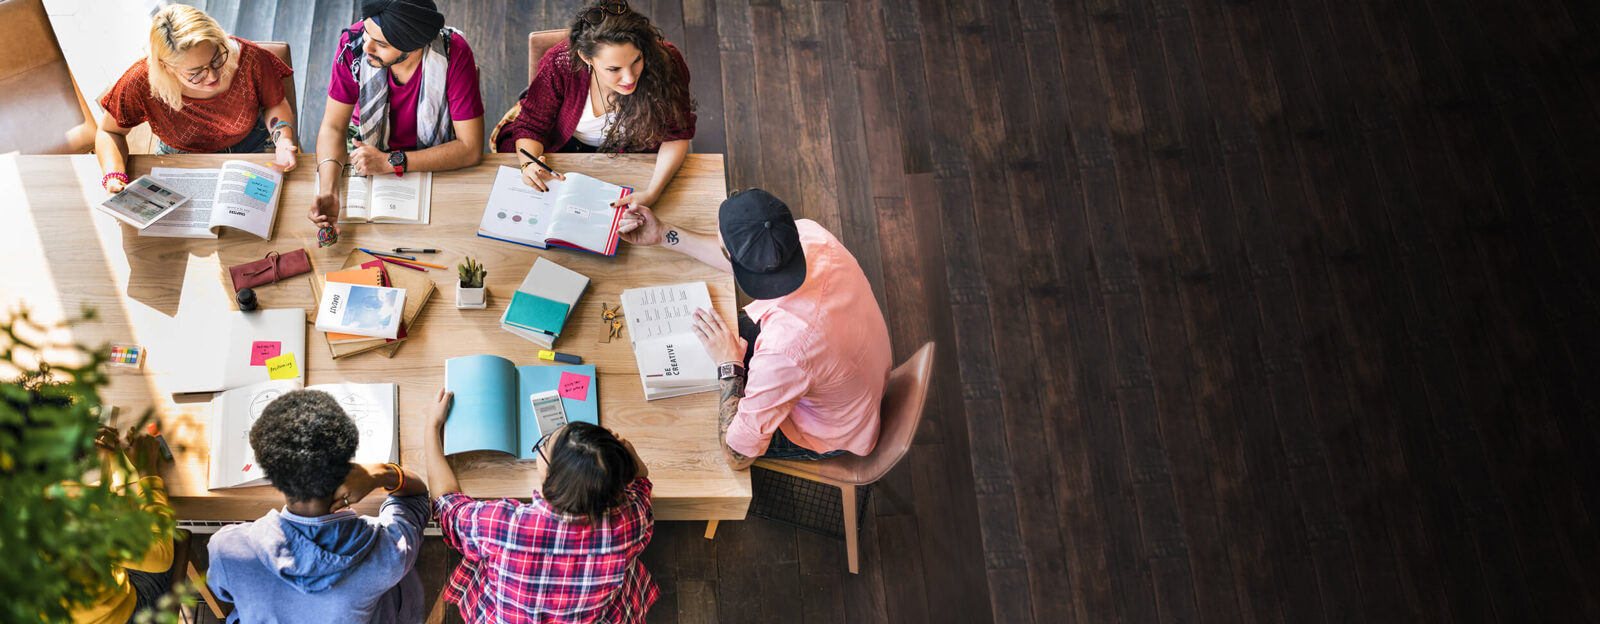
[666,229,680,245]
[718,374,753,468]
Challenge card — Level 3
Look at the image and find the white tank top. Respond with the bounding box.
[572,89,614,147]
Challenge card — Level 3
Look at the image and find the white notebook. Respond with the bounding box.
[158,308,306,395]
[208,380,398,489]
[621,282,721,400]
[500,257,591,348]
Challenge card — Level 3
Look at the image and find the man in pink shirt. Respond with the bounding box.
[618,190,893,469]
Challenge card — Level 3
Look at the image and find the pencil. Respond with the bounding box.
[517,148,561,176]
[360,248,412,259]
[394,258,446,269]
[377,256,427,272]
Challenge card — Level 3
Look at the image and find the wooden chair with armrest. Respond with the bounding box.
[705,342,937,574]
[490,29,569,150]
[0,0,98,154]
[111,40,297,154]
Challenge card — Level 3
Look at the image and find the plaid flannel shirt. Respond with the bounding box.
[434,478,658,623]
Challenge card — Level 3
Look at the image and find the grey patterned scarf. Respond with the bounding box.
[343,26,459,151]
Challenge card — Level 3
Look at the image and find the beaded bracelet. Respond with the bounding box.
[383,462,404,492]
[102,171,129,190]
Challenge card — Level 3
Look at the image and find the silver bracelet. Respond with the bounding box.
[317,158,343,170]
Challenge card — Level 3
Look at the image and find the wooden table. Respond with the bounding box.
[0,153,750,522]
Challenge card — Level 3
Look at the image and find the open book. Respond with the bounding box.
[443,354,599,458]
[97,176,191,229]
[477,165,632,256]
[143,160,283,239]
[622,282,721,400]
[208,379,398,489]
[158,308,306,395]
[329,166,432,224]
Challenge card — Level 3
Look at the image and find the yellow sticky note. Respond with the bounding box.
[265,353,299,380]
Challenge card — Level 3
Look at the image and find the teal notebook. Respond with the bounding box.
[504,291,571,336]
[443,354,600,458]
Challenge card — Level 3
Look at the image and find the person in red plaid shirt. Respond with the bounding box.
[423,389,658,623]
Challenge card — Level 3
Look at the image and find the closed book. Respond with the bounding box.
[310,250,436,358]
[499,258,589,347]
[323,268,388,344]
[504,291,570,335]
[314,281,406,339]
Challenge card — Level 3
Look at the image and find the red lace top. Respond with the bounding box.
[495,40,695,154]
[100,38,292,154]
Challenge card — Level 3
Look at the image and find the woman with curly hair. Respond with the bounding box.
[495,0,697,213]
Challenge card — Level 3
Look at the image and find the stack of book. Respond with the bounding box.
[310,250,435,358]
[620,282,721,400]
[501,258,589,349]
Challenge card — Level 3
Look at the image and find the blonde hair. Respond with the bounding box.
[146,5,238,111]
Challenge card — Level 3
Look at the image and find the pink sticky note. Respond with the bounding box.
[558,372,590,401]
[250,341,282,366]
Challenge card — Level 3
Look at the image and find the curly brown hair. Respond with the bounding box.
[567,1,696,153]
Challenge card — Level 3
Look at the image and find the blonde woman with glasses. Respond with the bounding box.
[94,4,298,194]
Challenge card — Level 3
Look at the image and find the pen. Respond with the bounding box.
[517,148,561,176]
[394,248,438,253]
[538,350,583,364]
[377,256,427,272]
[360,248,415,261]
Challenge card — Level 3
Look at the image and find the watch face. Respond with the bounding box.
[389,151,405,166]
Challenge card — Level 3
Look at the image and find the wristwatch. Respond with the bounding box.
[388,150,407,177]
[718,361,746,381]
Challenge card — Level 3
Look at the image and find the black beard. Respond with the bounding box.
[367,50,411,69]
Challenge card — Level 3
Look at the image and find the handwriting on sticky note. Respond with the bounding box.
[243,174,276,203]
[250,341,282,366]
[558,372,590,401]
[265,353,298,380]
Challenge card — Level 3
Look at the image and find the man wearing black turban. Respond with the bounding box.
[308,0,485,237]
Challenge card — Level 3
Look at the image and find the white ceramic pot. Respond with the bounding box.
[457,284,487,309]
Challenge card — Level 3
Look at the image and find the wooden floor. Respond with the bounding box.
[154,0,1600,621]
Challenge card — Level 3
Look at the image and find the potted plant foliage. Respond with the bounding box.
[457,256,488,309]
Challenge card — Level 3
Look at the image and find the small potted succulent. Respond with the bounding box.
[456,256,488,309]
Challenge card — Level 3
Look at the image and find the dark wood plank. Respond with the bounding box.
[716,0,761,192]
[642,520,680,624]
[749,5,801,205]
[232,0,278,44]
[269,0,314,107]
[679,0,728,155]
[678,580,720,624]
[297,0,354,150]
[712,518,765,622]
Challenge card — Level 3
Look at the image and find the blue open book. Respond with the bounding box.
[443,354,599,458]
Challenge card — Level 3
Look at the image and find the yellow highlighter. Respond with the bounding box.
[538,350,582,364]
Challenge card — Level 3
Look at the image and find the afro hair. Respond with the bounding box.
[249,389,359,502]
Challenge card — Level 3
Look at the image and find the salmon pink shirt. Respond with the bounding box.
[723,220,893,458]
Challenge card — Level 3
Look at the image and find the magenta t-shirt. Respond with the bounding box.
[327,23,485,151]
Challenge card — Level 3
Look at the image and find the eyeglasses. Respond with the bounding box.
[181,46,229,85]
[533,432,553,465]
[582,1,629,25]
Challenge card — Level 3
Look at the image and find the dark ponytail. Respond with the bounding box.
[567,0,696,153]
[542,422,638,521]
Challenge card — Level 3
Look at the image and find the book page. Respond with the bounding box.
[208,160,282,239]
[99,176,190,228]
[443,355,521,457]
[341,167,371,221]
[209,378,303,489]
[306,382,398,464]
[141,168,221,238]
[369,173,426,223]
[544,173,628,255]
[621,282,714,340]
[478,166,555,247]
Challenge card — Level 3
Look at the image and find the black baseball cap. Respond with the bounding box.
[719,189,807,300]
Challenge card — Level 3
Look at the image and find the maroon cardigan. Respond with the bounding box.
[496,40,696,153]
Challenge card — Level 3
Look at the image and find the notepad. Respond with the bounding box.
[504,291,570,336]
[500,258,590,349]
[443,354,599,458]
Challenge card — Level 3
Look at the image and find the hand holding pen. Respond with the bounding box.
[517,148,566,192]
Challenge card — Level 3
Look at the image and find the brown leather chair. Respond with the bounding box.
[490,29,569,150]
[115,40,296,154]
[0,0,98,154]
[706,342,937,574]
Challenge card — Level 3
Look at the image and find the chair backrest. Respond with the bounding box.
[0,0,97,154]
[253,41,297,114]
[818,342,936,486]
[528,29,569,86]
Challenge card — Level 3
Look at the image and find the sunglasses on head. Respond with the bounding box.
[582,1,629,25]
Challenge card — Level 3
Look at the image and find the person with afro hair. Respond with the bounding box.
[205,388,446,623]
